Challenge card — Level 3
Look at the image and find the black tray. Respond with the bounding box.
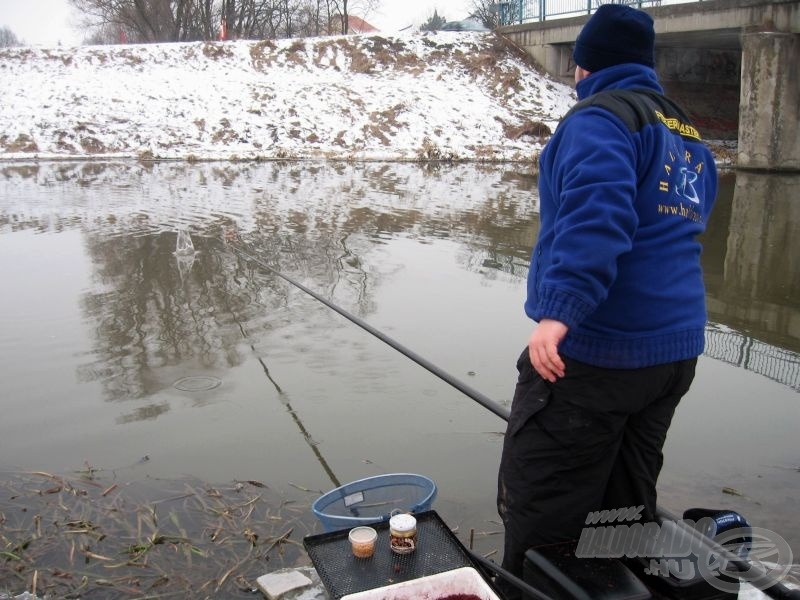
[303,510,477,599]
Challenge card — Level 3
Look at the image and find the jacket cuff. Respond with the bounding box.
[530,286,595,329]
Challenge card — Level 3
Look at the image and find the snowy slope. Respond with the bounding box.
[0,32,576,162]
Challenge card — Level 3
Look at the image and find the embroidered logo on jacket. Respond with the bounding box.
[654,110,701,141]
[657,146,706,222]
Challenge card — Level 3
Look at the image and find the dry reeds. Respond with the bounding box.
[0,469,318,598]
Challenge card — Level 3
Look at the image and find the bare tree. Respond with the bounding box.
[306,0,329,35]
[470,0,500,28]
[71,0,181,43]
[70,0,381,43]
[469,0,662,29]
[0,25,21,47]
[329,0,346,33]
[308,0,336,36]
[328,0,378,34]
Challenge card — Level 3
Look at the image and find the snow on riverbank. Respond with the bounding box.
[0,32,575,162]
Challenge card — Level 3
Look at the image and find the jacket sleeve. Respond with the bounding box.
[530,109,640,329]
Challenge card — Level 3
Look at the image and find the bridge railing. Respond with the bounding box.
[496,0,704,25]
[704,324,800,393]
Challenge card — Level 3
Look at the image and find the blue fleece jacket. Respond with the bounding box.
[526,63,717,368]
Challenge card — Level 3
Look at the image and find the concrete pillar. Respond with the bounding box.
[544,44,574,83]
[738,32,800,171]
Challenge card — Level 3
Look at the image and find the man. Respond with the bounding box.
[496,3,718,593]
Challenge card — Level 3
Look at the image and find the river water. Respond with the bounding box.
[0,161,797,563]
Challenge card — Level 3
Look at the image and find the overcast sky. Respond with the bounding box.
[371,0,475,31]
[0,0,475,46]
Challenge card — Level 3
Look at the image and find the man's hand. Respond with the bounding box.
[528,319,568,382]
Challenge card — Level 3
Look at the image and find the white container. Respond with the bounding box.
[341,567,501,600]
[348,526,377,558]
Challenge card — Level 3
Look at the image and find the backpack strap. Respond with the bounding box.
[561,88,702,142]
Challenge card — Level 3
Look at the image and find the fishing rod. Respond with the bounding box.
[230,242,510,421]
[230,241,798,600]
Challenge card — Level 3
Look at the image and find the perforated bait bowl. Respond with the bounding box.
[312,473,437,532]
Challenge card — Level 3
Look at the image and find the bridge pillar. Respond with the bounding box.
[738,31,800,172]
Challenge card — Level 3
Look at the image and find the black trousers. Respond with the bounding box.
[497,348,697,586]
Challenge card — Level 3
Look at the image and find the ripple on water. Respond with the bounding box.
[173,375,222,392]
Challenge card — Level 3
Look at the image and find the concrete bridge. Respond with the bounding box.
[498,0,800,171]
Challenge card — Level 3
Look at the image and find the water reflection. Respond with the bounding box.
[77,233,253,405]
[1,162,797,401]
[702,171,800,391]
[0,161,797,554]
[1,161,540,421]
[1,162,797,378]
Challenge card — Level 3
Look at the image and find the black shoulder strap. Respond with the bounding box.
[561,89,702,141]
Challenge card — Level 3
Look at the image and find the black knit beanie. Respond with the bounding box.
[573,4,655,72]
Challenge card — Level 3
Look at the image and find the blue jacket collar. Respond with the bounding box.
[575,63,663,100]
